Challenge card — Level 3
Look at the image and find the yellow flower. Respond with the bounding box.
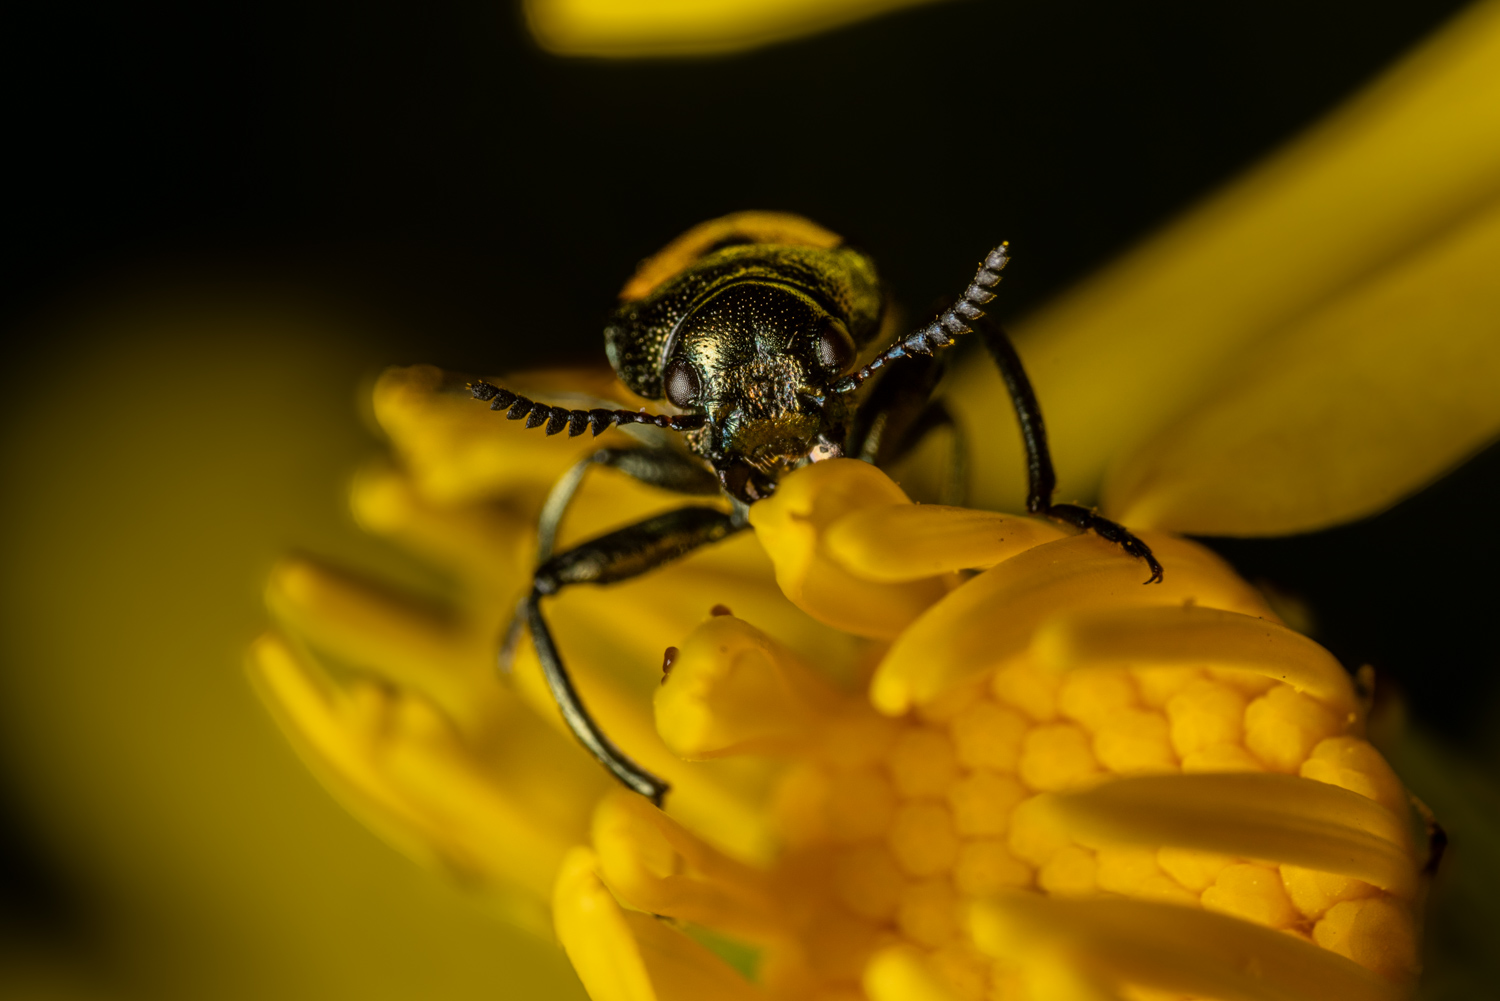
[248,6,1500,1000]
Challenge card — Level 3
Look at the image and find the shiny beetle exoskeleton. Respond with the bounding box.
[469,212,1162,805]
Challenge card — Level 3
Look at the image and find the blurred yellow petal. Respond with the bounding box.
[264,556,496,732]
[970,894,1405,1001]
[871,532,1272,715]
[1045,773,1417,899]
[1031,605,1357,719]
[823,505,1066,583]
[950,0,1500,516]
[748,460,950,640]
[350,461,533,596]
[525,0,949,58]
[1105,191,1500,535]
[246,634,591,931]
[592,790,785,944]
[553,847,762,1001]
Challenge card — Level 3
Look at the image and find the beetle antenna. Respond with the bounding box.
[832,244,1008,395]
[468,381,706,436]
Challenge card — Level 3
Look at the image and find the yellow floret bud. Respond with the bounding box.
[1244,686,1342,772]
[1201,862,1301,929]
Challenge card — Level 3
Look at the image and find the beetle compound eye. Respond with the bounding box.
[816,318,856,372]
[664,359,701,408]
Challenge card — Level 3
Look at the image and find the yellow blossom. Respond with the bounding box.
[245,6,1500,1001]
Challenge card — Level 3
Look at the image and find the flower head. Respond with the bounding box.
[253,368,1432,1000]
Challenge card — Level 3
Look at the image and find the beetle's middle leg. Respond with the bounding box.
[974,318,1164,583]
[526,504,746,806]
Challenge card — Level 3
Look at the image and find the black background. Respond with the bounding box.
[4,0,1494,985]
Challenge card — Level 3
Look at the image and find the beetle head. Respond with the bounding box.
[659,280,855,502]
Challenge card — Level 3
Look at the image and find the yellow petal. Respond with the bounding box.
[863,945,961,1001]
[970,894,1404,1001]
[264,556,495,732]
[1045,772,1417,898]
[246,634,587,923]
[591,790,785,944]
[949,1,1500,514]
[553,847,762,1001]
[1031,605,1357,719]
[823,505,1067,583]
[349,461,532,596]
[871,533,1272,715]
[1105,190,1500,535]
[525,0,948,58]
[654,615,842,758]
[748,460,951,640]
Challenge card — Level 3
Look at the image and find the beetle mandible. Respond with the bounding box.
[468,212,1163,806]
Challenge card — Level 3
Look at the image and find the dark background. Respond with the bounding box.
[4,0,1495,995]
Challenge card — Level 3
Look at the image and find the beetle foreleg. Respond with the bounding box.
[524,505,747,805]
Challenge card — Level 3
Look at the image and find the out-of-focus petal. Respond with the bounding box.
[871,533,1272,715]
[524,0,949,58]
[748,460,951,640]
[264,556,494,733]
[948,0,1500,515]
[246,634,592,933]
[823,505,1066,583]
[591,791,785,944]
[552,847,763,1001]
[1104,192,1500,535]
[970,894,1405,1001]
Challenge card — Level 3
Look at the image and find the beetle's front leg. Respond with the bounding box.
[536,445,720,565]
[526,505,747,805]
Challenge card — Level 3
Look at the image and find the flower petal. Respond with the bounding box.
[970,894,1405,1001]
[246,634,589,926]
[871,533,1272,715]
[1043,773,1417,899]
[524,0,948,58]
[824,505,1066,583]
[592,790,786,945]
[1031,605,1357,719]
[264,556,494,732]
[553,847,763,1001]
[749,460,951,640]
[654,615,842,759]
[1104,191,1500,535]
[947,1,1500,515]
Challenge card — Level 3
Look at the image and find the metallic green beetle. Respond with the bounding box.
[469,212,1161,806]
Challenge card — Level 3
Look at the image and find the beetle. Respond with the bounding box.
[468,212,1162,806]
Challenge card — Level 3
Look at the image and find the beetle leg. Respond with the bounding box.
[499,447,721,671]
[852,365,969,508]
[973,317,1163,584]
[525,505,747,805]
[535,446,720,566]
